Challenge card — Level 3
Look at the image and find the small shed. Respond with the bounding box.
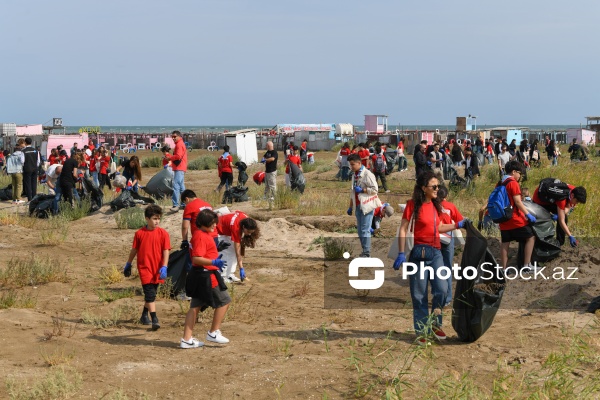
[364,115,388,134]
[224,129,259,165]
[566,128,596,146]
[490,127,527,143]
[335,123,354,136]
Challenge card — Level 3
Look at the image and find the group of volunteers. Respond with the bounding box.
[124,189,260,349]
[360,136,588,345]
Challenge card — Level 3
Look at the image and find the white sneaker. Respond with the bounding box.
[226,275,241,283]
[177,292,191,301]
[180,337,204,349]
[206,330,229,344]
[13,200,25,204]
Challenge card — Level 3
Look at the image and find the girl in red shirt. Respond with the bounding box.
[285,146,302,187]
[162,146,172,168]
[89,149,99,187]
[98,149,112,190]
[393,171,462,343]
[216,145,234,192]
[48,148,59,165]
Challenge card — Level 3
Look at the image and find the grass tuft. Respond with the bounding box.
[114,207,146,229]
[0,256,68,288]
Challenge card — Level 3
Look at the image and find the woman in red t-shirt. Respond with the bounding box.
[89,149,99,187]
[393,171,462,343]
[98,149,112,190]
[48,148,59,165]
[285,146,302,187]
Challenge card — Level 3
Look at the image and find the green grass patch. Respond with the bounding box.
[58,198,91,221]
[6,366,83,400]
[0,289,37,309]
[96,287,135,303]
[141,156,162,168]
[0,256,69,288]
[188,155,218,170]
[114,207,146,229]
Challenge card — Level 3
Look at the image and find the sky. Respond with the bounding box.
[1,0,599,126]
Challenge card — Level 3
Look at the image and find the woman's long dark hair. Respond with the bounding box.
[128,155,142,181]
[239,218,260,256]
[412,171,443,221]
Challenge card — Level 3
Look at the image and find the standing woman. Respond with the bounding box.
[346,153,378,258]
[117,155,142,192]
[392,171,463,343]
[60,152,81,207]
[89,149,99,187]
[98,149,112,190]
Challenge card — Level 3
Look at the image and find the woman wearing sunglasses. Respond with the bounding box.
[393,171,465,344]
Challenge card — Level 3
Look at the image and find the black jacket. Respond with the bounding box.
[22,146,40,173]
[463,155,480,178]
[414,150,428,177]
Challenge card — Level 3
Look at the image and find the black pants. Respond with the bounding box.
[23,171,37,201]
[100,173,112,190]
[218,172,233,190]
[374,171,388,191]
[60,182,75,206]
[539,204,567,246]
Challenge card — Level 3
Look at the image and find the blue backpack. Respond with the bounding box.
[487,179,513,223]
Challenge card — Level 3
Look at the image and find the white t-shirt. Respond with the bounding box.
[498,152,511,168]
[46,164,61,181]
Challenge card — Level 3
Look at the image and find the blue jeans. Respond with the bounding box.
[440,236,454,306]
[408,244,446,333]
[341,166,350,181]
[53,181,62,214]
[486,154,494,164]
[91,171,99,188]
[552,156,558,166]
[172,170,186,207]
[397,156,407,170]
[355,206,374,256]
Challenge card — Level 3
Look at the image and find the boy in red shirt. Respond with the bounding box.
[370,202,394,234]
[181,189,216,247]
[161,145,172,168]
[181,209,230,348]
[358,143,370,167]
[497,161,536,273]
[123,205,171,331]
[285,146,302,188]
[216,145,234,192]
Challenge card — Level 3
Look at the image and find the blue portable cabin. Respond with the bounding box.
[489,127,528,143]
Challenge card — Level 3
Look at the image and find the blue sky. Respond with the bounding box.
[1,0,598,126]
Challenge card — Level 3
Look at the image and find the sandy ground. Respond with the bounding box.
[0,155,599,399]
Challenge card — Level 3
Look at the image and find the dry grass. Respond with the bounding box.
[40,346,75,367]
[98,265,124,285]
[0,255,69,288]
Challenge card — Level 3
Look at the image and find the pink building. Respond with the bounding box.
[16,124,43,136]
[364,115,388,134]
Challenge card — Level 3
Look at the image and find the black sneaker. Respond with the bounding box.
[140,314,151,325]
[151,317,160,331]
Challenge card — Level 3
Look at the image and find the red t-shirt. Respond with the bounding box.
[89,155,98,172]
[59,155,67,164]
[370,154,385,172]
[183,198,215,238]
[285,154,301,174]
[532,185,575,211]
[217,211,248,243]
[373,205,384,219]
[358,149,370,167]
[402,199,442,249]
[48,155,58,165]
[88,144,95,152]
[440,200,463,224]
[190,228,220,288]
[132,226,171,285]
[162,153,171,167]
[340,148,350,157]
[99,156,110,174]
[218,154,233,173]
[301,142,307,151]
[498,177,528,230]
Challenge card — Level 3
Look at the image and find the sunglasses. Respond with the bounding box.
[427,185,440,190]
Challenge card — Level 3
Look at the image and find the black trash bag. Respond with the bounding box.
[238,170,248,187]
[131,191,156,204]
[587,296,600,313]
[448,167,470,190]
[162,249,191,298]
[81,177,104,213]
[109,190,137,211]
[222,186,249,204]
[517,201,562,266]
[384,150,397,175]
[143,168,173,199]
[289,162,306,194]
[0,184,12,201]
[452,221,506,342]
[28,194,56,218]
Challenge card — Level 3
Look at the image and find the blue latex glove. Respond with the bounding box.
[163,165,168,169]
[239,267,246,281]
[393,253,406,270]
[354,186,363,194]
[115,171,120,175]
[427,161,432,167]
[569,235,578,248]
[211,255,227,272]
[369,228,374,235]
[125,185,133,191]
[383,203,390,208]
[347,207,352,216]
[526,213,536,224]
[123,262,132,277]
[159,266,168,280]
[261,158,266,164]
[550,214,558,221]
[456,219,469,229]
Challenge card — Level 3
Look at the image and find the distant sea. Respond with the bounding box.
[64,124,583,134]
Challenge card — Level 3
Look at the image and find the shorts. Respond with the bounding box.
[142,283,159,303]
[500,225,534,243]
[190,286,231,310]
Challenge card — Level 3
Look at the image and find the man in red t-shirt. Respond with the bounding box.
[497,161,536,272]
[358,143,370,168]
[123,205,171,331]
[181,209,231,348]
[285,146,302,187]
[532,183,586,247]
[216,145,234,192]
[181,190,216,247]
[216,211,259,283]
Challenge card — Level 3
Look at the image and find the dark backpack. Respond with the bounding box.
[374,154,386,174]
[487,179,513,223]
[538,178,570,204]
